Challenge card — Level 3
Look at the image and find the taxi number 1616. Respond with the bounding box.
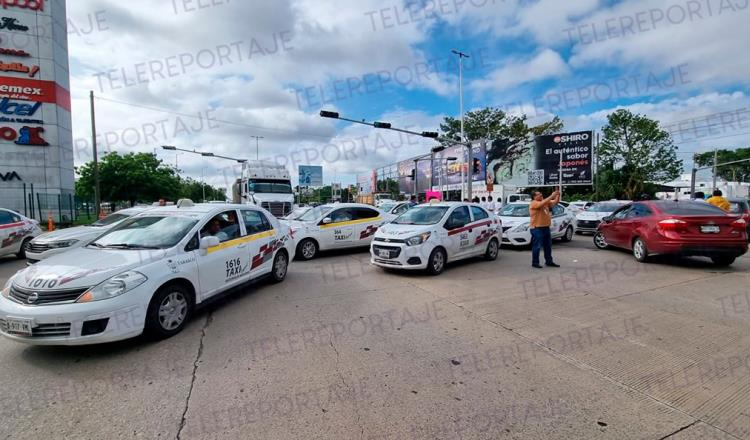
[225,258,242,277]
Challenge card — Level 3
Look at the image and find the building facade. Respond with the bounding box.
[0,0,73,218]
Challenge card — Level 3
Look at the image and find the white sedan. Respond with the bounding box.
[26,207,151,263]
[379,201,414,216]
[0,201,294,345]
[0,209,41,259]
[575,201,631,234]
[370,202,501,275]
[285,203,395,260]
[498,202,575,247]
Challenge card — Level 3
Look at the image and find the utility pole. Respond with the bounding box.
[452,49,470,200]
[250,136,264,161]
[690,153,697,199]
[712,148,718,190]
[90,91,101,216]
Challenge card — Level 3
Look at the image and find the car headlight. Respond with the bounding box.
[77,271,148,303]
[405,232,431,246]
[512,223,530,232]
[47,239,80,249]
[1,274,16,298]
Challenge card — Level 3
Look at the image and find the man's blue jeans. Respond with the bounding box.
[531,227,553,266]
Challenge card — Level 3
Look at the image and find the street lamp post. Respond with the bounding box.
[250,136,264,161]
[452,49,470,200]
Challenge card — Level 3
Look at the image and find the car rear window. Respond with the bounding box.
[729,201,749,214]
[657,202,727,215]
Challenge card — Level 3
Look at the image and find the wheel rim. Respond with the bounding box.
[433,251,445,272]
[274,253,288,279]
[634,240,645,259]
[489,241,498,258]
[595,233,607,248]
[302,241,315,259]
[566,227,573,241]
[158,292,188,331]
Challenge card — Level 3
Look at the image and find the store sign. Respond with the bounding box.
[0,17,28,31]
[0,170,21,181]
[0,60,38,77]
[0,47,29,57]
[0,1,44,12]
[0,125,48,145]
[0,77,70,111]
[0,97,40,115]
[530,131,593,186]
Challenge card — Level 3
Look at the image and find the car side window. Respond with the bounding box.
[0,211,12,225]
[444,206,470,230]
[242,210,271,235]
[185,233,199,252]
[354,208,380,220]
[328,208,353,223]
[613,207,631,220]
[470,206,489,221]
[200,210,241,243]
[393,204,409,215]
[627,204,652,218]
[551,205,565,217]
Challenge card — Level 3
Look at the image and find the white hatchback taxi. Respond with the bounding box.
[0,201,294,345]
[26,207,151,263]
[0,209,41,260]
[498,202,575,247]
[285,203,395,260]
[370,202,501,275]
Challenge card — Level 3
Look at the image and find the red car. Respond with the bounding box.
[594,200,748,266]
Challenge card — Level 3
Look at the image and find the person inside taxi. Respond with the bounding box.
[529,189,561,269]
[207,219,229,242]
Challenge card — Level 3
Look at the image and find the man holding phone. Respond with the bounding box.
[529,188,561,269]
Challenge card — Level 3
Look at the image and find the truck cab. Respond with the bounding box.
[232,161,294,217]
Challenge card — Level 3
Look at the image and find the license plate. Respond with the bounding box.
[701,225,720,234]
[378,249,391,258]
[6,317,32,335]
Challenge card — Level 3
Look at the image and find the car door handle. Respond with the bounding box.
[468,229,473,233]
[237,244,247,249]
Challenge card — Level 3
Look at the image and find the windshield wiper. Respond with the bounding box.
[103,243,161,250]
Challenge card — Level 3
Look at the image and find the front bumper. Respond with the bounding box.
[502,229,531,246]
[0,289,147,345]
[576,220,600,233]
[370,241,429,270]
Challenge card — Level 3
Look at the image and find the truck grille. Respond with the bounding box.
[0,319,71,337]
[261,202,292,218]
[9,285,89,305]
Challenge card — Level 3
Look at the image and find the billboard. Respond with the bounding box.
[298,165,323,186]
[531,131,593,186]
[397,160,414,194]
[431,142,486,190]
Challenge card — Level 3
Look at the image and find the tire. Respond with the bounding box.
[296,239,318,261]
[426,247,447,276]
[632,238,649,263]
[484,238,499,261]
[561,226,574,242]
[270,250,289,283]
[15,238,31,259]
[711,256,736,267]
[593,232,609,250]
[144,283,194,340]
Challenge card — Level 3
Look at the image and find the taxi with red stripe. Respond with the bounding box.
[0,208,41,260]
[370,201,501,275]
[0,200,294,345]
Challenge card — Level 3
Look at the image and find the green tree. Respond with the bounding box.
[694,148,750,182]
[598,109,682,200]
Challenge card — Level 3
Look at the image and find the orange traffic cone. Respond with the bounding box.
[47,213,55,232]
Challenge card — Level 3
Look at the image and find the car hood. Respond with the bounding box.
[576,212,610,221]
[498,216,528,228]
[13,247,172,290]
[32,225,107,243]
[376,223,432,238]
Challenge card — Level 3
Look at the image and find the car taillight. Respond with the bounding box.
[731,218,747,230]
[658,218,688,232]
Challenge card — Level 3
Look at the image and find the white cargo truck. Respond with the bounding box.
[232,161,294,217]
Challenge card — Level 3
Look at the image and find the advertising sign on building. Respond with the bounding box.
[530,131,593,186]
[397,160,414,194]
[357,173,372,195]
[431,141,486,191]
[298,165,323,187]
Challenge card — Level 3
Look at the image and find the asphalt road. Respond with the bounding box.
[0,237,749,439]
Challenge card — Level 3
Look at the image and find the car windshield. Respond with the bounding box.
[88,213,130,227]
[589,203,625,213]
[248,179,293,194]
[380,202,396,212]
[285,207,310,220]
[298,205,333,222]
[90,216,198,249]
[392,206,449,225]
[500,204,530,217]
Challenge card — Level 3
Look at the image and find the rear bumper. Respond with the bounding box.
[649,241,748,258]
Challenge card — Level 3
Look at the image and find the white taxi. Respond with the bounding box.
[26,207,151,263]
[370,202,501,275]
[498,202,575,247]
[0,201,294,345]
[0,209,41,260]
[285,203,395,260]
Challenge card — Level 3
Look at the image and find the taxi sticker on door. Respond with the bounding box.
[334,227,354,242]
[459,232,470,248]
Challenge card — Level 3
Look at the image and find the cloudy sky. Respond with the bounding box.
[65,0,750,189]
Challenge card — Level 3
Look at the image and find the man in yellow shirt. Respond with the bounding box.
[529,189,561,269]
[707,190,730,212]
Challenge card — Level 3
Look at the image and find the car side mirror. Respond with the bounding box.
[200,236,220,249]
[322,217,332,224]
[602,215,612,223]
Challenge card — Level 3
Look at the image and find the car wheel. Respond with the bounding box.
[484,238,499,261]
[561,226,574,242]
[426,247,447,276]
[593,232,609,250]
[15,238,31,259]
[632,238,649,263]
[711,256,736,267]
[145,283,193,340]
[297,239,318,261]
[270,250,289,283]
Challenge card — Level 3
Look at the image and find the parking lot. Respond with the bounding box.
[1,236,749,440]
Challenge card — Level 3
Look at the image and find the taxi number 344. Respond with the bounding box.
[226,258,242,277]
